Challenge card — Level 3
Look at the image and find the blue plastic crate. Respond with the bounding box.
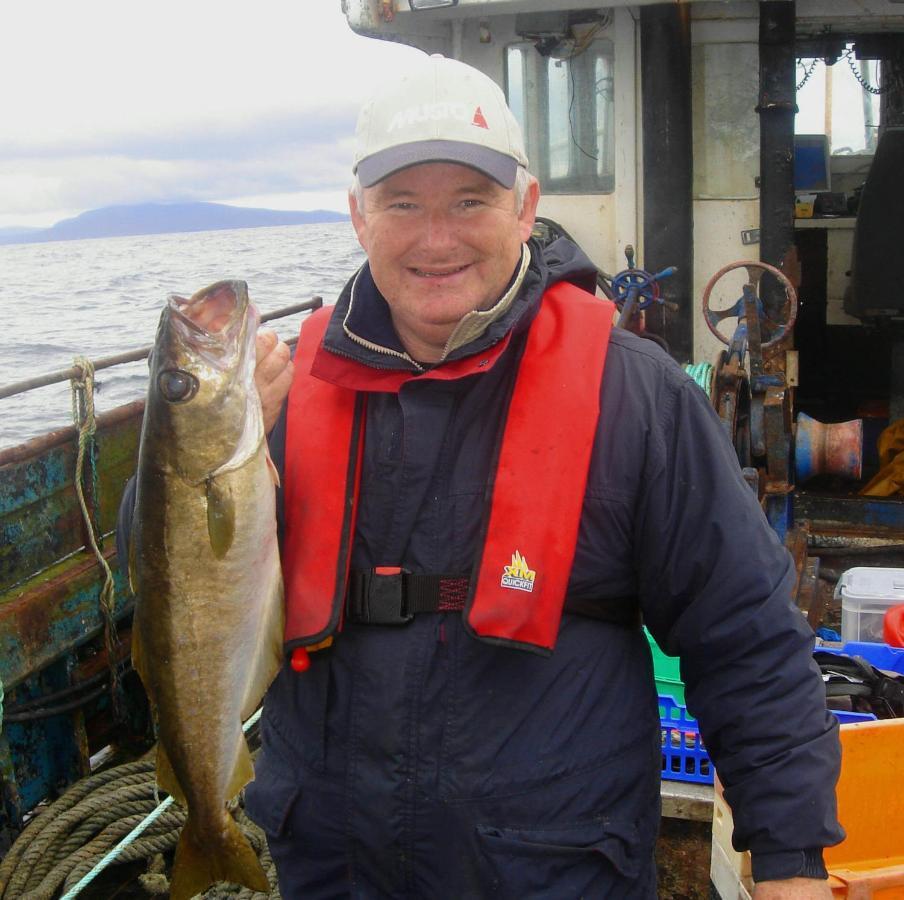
[832,709,877,725]
[817,641,904,675]
[658,695,875,786]
[659,695,712,784]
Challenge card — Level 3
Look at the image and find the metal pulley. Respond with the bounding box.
[701,260,799,536]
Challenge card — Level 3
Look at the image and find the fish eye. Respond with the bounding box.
[158,369,199,403]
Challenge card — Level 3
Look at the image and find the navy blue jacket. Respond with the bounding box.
[246,237,842,897]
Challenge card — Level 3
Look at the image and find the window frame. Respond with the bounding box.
[504,37,616,195]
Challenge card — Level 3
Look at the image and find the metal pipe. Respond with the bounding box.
[758,1,797,322]
[0,297,322,401]
[640,4,694,364]
[451,19,464,60]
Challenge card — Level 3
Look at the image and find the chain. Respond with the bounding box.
[796,52,885,95]
[843,47,886,95]
[796,57,820,92]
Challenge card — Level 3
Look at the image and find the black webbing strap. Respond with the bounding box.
[345,569,641,629]
[346,570,469,625]
[564,595,643,630]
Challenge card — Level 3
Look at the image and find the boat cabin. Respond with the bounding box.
[342,0,904,479]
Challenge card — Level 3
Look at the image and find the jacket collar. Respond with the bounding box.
[323,241,548,373]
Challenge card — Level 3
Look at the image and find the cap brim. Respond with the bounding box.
[356,140,519,189]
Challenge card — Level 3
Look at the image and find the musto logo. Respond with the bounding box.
[501,551,536,593]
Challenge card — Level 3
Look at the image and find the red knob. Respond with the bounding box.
[883,604,904,648]
[290,647,311,672]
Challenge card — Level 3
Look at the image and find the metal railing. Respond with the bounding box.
[0,297,323,401]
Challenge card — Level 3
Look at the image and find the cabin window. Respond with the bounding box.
[795,47,882,155]
[505,39,615,193]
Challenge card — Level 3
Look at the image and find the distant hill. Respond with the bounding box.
[0,202,350,246]
[0,226,42,241]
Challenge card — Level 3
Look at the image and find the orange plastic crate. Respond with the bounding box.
[825,719,904,898]
[711,719,904,899]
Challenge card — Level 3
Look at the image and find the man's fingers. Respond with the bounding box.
[256,336,291,386]
[254,329,293,434]
[256,328,279,364]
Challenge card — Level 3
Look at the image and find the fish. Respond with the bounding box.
[130,280,284,899]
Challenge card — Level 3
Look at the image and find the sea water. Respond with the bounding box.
[0,222,364,449]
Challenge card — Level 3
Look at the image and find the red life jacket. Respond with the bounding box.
[281,281,614,654]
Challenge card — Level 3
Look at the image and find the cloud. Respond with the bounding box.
[0,0,421,226]
[0,104,359,162]
[0,133,359,217]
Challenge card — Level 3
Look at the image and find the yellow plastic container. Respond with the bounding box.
[796,193,816,218]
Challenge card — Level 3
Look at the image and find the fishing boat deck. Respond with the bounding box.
[662,780,713,823]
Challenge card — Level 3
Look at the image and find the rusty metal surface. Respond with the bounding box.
[0,400,145,831]
[712,354,752,469]
[0,405,141,594]
[795,492,904,533]
[0,629,150,830]
[0,400,144,468]
[0,547,134,692]
[764,386,792,486]
[0,656,89,830]
[785,525,810,600]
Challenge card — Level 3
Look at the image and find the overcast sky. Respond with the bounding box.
[0,1,421,229]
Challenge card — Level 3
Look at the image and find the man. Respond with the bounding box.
[248,54,841,897]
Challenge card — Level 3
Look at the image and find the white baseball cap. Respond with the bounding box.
[353,53,529,189]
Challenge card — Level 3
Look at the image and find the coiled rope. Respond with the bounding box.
[0,711,277,899]
[70,355,124,719]
[684,362,715,399]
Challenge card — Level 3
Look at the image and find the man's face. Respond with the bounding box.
[349,162,539,362]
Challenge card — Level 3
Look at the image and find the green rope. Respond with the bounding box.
[69,355,124,719]
[684,362,715,399]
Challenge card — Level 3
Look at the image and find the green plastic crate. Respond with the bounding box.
[645,628,685,706]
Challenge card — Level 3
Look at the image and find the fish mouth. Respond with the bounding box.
[170,280,249,335]
[153,280,264,483]
[166,280,258,366]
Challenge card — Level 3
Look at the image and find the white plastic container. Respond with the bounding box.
[835,567,904,644]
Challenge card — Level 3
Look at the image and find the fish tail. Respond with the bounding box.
[169,812,270,900]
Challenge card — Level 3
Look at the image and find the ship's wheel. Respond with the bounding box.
[701,261,798,470]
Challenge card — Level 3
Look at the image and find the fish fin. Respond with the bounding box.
[240,563,285,721]
[206,477,235,559]
[155,742,187,806]
[127,529,138,596]
[228,737,256,800]
[131,629,153,704]
[169,812,270,900]
[265,444,281,487]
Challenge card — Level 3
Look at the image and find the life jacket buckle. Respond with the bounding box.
[347,567,414,625]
